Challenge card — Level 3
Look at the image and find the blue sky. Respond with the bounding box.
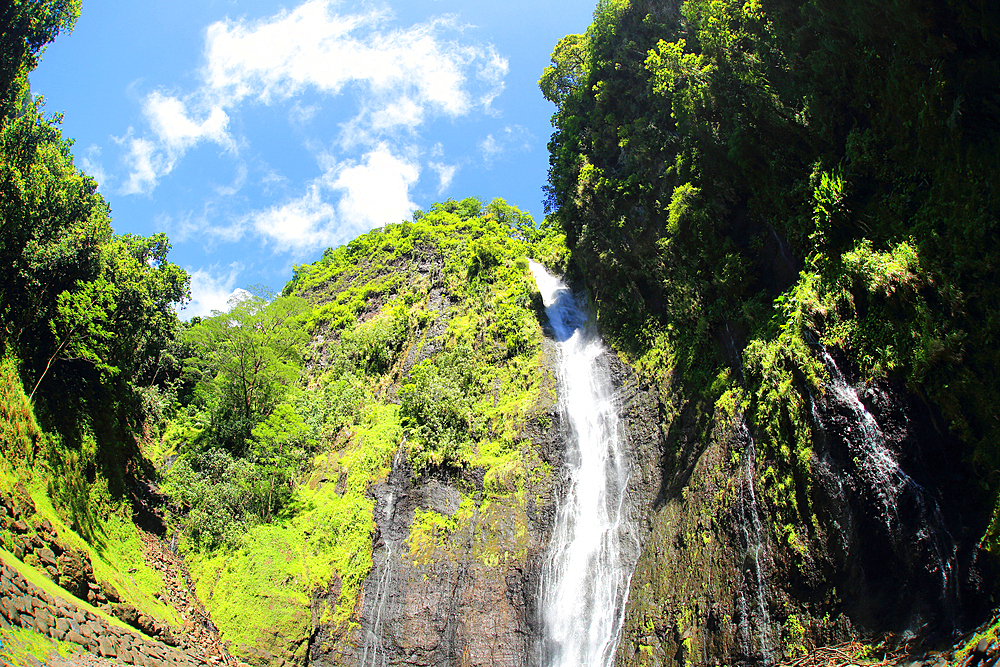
[30,0,595,317]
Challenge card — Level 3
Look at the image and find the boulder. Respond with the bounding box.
[65,629,87,645]
[57,550,92,600]
[98,635,118,658]
[101,578,121,603]
[114,602,140,627]
[137,614,157,635]
[37,547,57,568]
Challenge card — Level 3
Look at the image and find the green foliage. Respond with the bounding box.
[542,0,1000,566]
[162,448,261,549]
[400,348,478,471]
[0,0,79,112]
[180,291,309,452]
[157,195,563,662]
[338,308,408,376]
[0,354,39,464]
[0,94,188,517]
[0,623,84,665]
[539,34,590,105]
[250,402,315,521]
[187,403,401,662]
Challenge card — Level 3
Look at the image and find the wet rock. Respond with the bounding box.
[420,479,462,516]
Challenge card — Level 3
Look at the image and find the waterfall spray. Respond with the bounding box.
[530,261,638,667]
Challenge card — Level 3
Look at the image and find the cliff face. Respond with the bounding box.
[536,0,1000,662]
[305,267,666,667]
[615,353,992,666]
[291,208,989,667]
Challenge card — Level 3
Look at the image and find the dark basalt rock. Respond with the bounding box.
[307,321,664,667]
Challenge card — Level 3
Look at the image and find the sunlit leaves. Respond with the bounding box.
[539,34,590,105]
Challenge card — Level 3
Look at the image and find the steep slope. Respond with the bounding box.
[163,198,657,666]
[539,0,1000,663]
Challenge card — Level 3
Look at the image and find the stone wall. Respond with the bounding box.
[0,559,205,667]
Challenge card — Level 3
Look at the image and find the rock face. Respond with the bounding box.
[615,348,993,666]
[308,314,665,667]
[309,339,563,667]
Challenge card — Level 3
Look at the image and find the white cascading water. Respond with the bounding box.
[360,543,393,667]
[735,426,773,664]
[361,446,404,667]
[818,349,959,621]
[530,261,638,667]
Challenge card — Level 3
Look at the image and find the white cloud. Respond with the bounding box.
[118,0,507,196]
[179,263,247,318]
[248,145,419,254]
[202,4,505,121]
[331,145,419,229]
[120,137,161,195]
[429,161,458,194]
[79,145,108,190]
[289,102,320,125]
[119,94,234,195]
[251,182,340,252]
[215,163,248,196]
[479,124,533,166]
[145,91,232,151]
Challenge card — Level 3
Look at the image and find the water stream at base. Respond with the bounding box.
[530,261,638,667]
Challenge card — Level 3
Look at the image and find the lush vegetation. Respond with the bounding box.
[0,0,190,526]
[0,5,564,663]
[141,196,565,663]
[0,1,191,657]
[6,0,1000,662]
[541,0,1000,545]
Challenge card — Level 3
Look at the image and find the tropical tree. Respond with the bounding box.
[183,290,310,451]
[0,0,80,112]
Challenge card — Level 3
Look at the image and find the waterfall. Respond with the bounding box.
[735,426,773,664]
[818,349,959,627]
[360,543,394,667]
[530,261,638,667]
[360,447,404,667]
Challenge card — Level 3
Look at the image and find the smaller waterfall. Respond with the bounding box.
[735,426,773,664]
[817,349,959,627]
[360,448,404,667]
[360,544,394,667]
[530,261,638,667]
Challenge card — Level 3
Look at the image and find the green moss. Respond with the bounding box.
[782,614,808,658]
[0,625,84,665]
[187,403,401,663]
